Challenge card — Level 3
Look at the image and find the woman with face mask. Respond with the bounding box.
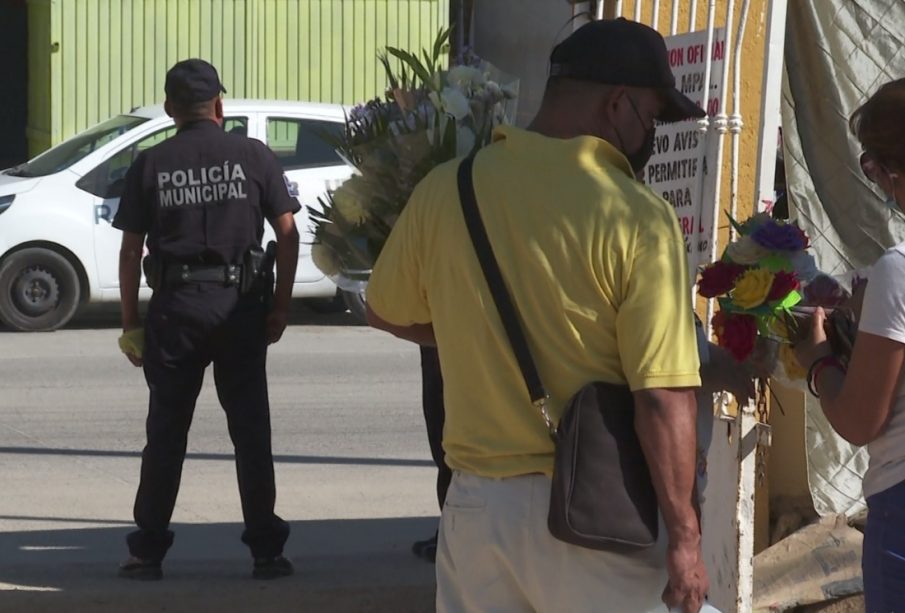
[794,78,905,612]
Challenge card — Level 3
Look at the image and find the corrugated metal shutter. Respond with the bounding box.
[27,0,449,155]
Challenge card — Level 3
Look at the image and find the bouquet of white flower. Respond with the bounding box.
[309,29,518,292]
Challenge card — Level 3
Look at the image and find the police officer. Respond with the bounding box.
[113,59,299,580]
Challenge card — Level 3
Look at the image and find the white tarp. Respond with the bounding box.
[782,0,905,516]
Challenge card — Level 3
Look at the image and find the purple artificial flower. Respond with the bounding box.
[750,220,810,251]
[348,104,370,123]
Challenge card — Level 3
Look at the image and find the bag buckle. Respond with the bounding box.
[533,396,558,439]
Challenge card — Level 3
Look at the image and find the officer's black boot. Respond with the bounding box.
[252,555,294,580]
[118,556,163,581]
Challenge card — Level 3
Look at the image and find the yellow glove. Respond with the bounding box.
[118,328,145,359]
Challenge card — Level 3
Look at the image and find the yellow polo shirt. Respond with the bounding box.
[367,126,701,478]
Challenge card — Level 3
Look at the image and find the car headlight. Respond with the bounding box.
[0,194,14,215]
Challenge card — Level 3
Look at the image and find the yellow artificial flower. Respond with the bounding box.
[768,318,786,338]
[726,235,771,265]
[732,268,775,309]
[779,343,807,380]
[331,176,370,226]
[311,243,342,277]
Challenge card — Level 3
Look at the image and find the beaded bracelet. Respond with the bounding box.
[806,355,847,398]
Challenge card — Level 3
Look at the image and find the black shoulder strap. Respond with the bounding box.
[456,155,548,404]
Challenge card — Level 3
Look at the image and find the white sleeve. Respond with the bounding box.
[858,250,905,345]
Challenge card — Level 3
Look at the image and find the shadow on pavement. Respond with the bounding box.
[0,446,435,468]
[0,516,438,613]
[0,299,365,333]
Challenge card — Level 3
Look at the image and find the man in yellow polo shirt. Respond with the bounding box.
[367,19,708,613]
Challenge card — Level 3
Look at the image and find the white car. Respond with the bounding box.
[0,100,359,331]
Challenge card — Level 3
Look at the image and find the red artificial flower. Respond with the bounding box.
[698,261,747,298]
[711,310,726,336]
[712,311,758,362]
[766,270,800,302]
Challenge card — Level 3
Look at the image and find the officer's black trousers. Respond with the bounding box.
[420,346,451,510]
[127,285,289,561]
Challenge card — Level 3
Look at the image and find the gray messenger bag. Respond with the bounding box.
[456,155,659,551]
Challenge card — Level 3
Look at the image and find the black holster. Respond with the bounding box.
[241,242,277,307]
[142,255,161,291]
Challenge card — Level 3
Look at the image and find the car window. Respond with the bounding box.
[6,115,149,178]
[76,117,249,200]
[266,118,343,170]
[223,117,249,137]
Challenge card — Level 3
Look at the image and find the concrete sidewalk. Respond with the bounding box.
[0,516,438,612]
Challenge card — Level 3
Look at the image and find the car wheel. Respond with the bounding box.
[0,248,81,331]
[342,290,367,324]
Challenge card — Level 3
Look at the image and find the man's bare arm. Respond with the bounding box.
[366,304,436,346]
[634,387,699,539]
[119,231,145,331]
[634,386,707,612]
[270,211,300,316]
[265,211,299,344]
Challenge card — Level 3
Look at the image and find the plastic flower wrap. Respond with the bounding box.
[308,29,519,291]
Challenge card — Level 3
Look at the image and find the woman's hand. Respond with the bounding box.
[793,307,832,369]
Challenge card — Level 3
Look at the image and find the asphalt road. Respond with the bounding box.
[0,302,438,612]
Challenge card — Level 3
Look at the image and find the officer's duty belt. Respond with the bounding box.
[164,263,242,286]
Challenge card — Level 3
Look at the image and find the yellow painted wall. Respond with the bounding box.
[768,383,811,514]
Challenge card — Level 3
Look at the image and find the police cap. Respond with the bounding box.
[165,59,227,105]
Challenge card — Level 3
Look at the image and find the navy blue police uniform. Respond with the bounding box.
[112,61,298,574]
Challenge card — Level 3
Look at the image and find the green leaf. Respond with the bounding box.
[387,47,434,90]
[423,47,439,75]
[760,255,792,272]
[772,290,802,311]
[725,211,745,235]
[432,27,451,64]
[377,52,400,91]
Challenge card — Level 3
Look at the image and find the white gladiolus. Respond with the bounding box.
[440,87,471,120]
[456,126,476,157]
[446,65,486,89]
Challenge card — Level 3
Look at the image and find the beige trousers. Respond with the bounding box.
[436,471,669,613]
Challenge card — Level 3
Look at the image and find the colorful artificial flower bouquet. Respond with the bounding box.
[308,29,518,291]
[699,213,851,383]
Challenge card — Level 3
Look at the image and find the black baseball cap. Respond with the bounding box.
[549,18,706,123]
[165,59,227,105]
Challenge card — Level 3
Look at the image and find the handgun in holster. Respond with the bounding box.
[241,241,277,309]
[142,255,161,291]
